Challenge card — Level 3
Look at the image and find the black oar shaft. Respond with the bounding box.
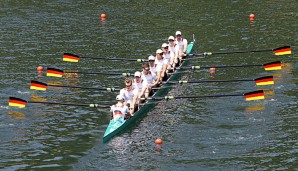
[28,101,110,108]
[64,71,132,76]
[192,49,273,56]
[81,56,146,62]
[178,64,263,70]
[146,94,243,100]
[48,85,120,91]
[167,79,252,84]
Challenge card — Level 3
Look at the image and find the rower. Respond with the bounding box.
[140,62,157,97]
[168,36,179,68]
[148,55,157,76]
[155,49,168,82]
[119,78,135,107]
[162,42,176,72]
[110,95,130,122]
[174,31,188,62]
[130,71,147,114]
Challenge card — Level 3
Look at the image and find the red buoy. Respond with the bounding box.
[100,13,107,19]
[249,13,255,21]
[37,66,43,72]
[155,138,163,144]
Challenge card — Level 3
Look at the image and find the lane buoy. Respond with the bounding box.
[37,66,43,72]
[155,138,163,144]
[100,13,107,19]
[249,13,255,21]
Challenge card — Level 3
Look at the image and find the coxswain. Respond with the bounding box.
[140,62,157,97]
[174,31,188,61]
[168,35,179,67]
[155,49,168,82]
[110,95,130,122]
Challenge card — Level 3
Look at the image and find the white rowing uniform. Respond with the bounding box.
[132,78,147,95]
[149,66,157,76]
[155,58,167,72]
[163,51,171,65]
[119,87,135,104]
[141,71,157,85]
[110,103,129,122]
[175,37,188,53]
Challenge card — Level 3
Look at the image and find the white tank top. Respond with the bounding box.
[119,87,134,103]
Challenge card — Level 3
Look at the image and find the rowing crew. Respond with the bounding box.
[110,31,188,123]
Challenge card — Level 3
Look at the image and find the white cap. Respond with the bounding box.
[161,43,168,48]
[168,36,174,41]
[116,95,124,101]
[175,31,182,35]
[156,49,163,54]
[148,55,155,61]
[134,71,141,77]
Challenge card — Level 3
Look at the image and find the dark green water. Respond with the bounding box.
[0,1,297,170]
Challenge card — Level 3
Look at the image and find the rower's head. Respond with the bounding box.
[161,43,169,52]
[142,62,150,74]
[168,36,175,46]
[148,55,155,64]
[175,31,182,40]
[116,95,124,102]
[124,78,132,88]
[156,49,163,59]
[134,71,141,81]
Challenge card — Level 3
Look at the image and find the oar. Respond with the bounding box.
[165,76,274,86]
[141,90,265,101]
[8,97,110,108]
[188,46,291,57]
[63,53,147,63]
[177,61,282,71]
[30,80,120,92]
[46,67,133,77]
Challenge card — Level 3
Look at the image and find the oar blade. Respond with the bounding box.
[273,46,292,56]
[30,80,48,91]
[244,90,265,101]
[263,61,282,71]
[8,97,27,108]
[254,76,274,86]
[46,68,64,77]
[63,53,80,62]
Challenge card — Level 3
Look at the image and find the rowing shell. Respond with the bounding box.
[103,40,195,143]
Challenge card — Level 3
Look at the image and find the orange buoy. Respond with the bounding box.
[100,13,107,19]
[249,13,255,21]
[155,138,163,144]
[37,66,43,72]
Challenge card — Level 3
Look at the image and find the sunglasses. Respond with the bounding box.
[168,39,174,42]
[143,68,150,71]
[163,47,168,49]
[176,35,181,37]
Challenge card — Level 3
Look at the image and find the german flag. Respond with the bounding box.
[274,46,292,56]
[9,97,27,108]
[254,76,274,86]
[244,90,265,101]
[46,68,63,77]
[263,61,282,71]
[30,80,47,91]
[63,53,80,62]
